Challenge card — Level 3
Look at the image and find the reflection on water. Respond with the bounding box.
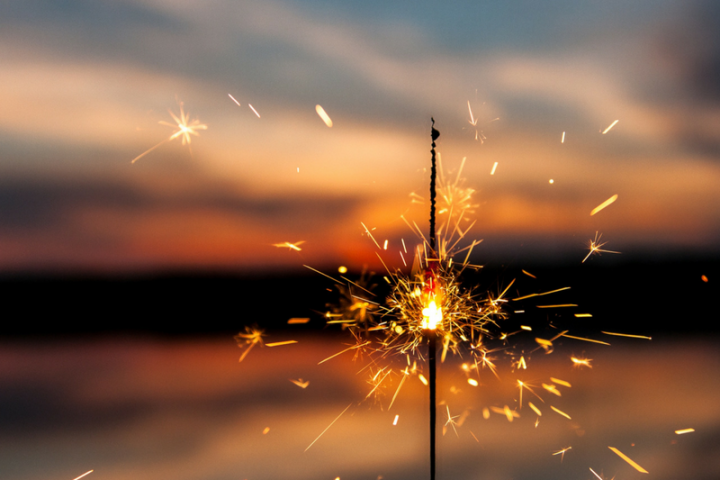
[1,336,719,480]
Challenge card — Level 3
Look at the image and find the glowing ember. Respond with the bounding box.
[608,446,649,473]
[490,162,498,175]
[72,471,94,480]
[393,415,399,425]
[315,104,333,127]
[675,428,695,434]
[590,194,618,216]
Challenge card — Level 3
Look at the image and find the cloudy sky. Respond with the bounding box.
[1,0,719,273]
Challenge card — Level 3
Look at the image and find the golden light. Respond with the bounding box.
[422,299,442,330]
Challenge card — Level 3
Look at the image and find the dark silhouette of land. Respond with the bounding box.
[2,258,717,338]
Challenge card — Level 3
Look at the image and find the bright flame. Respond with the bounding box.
[422,299,442,330]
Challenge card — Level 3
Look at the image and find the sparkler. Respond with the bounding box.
[131,101,207,164]
[237,112,654,479]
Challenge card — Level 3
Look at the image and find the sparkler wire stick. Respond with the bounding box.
[428,118,440,480]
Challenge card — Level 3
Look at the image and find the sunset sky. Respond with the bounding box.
[1,0,719,273]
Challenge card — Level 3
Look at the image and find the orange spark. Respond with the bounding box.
[563,334,610,345]
[551,377,571,388]
[528,402,542,416]
[315,104,333,127]
[675,428,695,434]
[490,162,498,175]
[235,327,264,362]
[262,427,270,434]
[273,241,305,251]
[513,286,571,301]
[248,103,261,118]
[318,341,370,364]
[590,194,618,216]
[228,93,241,106]
[608,446,649,473]
[305,404,352,451]
[522,269,536,278]
[388,368,409,410]
[418,374,428,386]
[131,102,207,164]
[701,275,708,282]
[467,101,478,126]
[266,340,297,347]
[536,304,577,308]
[602,119,619,134]
[542,383,562,396]
[575,313,593,317]
[491,405,520,422]
[552,446,572,462]
[550,406,571,419]
[72,471,94,480]
[467,378,478,387]
[290,378,309,389]
[561,131,566,143]
[601,331,652,340]
[571,356,593,368]
[444,405,460,436]
[582,232,621,263]
[287,318,310,325]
